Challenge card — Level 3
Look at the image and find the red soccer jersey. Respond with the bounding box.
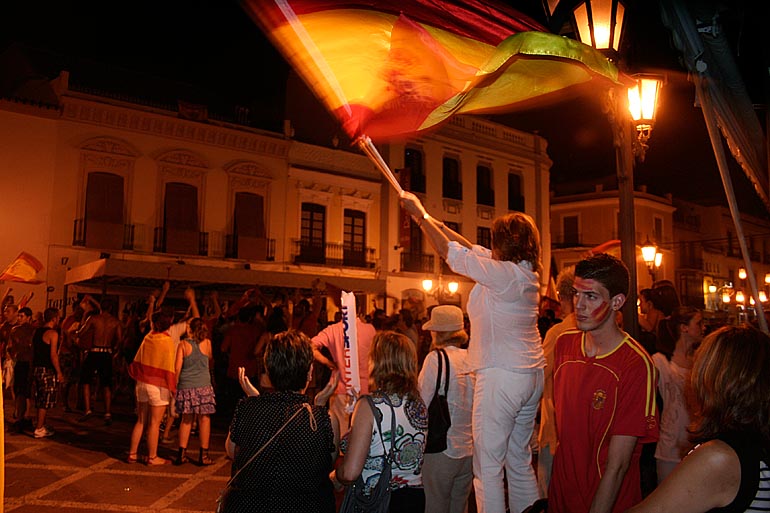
[548,329,659,513]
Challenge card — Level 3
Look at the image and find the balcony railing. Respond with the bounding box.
[225,234,275,261]
[400,252,435,274]
[291,240,376,268]
[73,218,134,250]
[154,227,208,256]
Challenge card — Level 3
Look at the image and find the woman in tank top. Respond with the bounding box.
[173,318,216,465]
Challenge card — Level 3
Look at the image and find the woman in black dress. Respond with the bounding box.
[223,330,338,513]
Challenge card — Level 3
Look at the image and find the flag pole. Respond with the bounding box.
[356,136,403,195]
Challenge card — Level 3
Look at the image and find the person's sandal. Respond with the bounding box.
[126,452,140,464]
[173,448,188,466]
[146,455,169,466]
[199,448,213,466]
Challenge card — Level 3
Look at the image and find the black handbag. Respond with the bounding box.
[339,394,397,513]
[425,348,452,454]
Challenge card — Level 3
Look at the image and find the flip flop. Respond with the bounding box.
[146,456,170,466]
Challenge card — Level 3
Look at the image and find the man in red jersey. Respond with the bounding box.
[548,253,659,513]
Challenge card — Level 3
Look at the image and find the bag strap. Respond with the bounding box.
[226,402,313,489]
[364,394,396,461]
[434,349,450,397]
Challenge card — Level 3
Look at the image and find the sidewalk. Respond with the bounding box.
[4,396,231,513]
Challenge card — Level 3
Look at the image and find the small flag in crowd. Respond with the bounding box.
[0,252,44,284]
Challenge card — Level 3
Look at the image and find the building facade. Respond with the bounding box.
[0,65,552,319]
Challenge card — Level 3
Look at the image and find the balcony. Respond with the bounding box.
[400,252,435,274]
[291,240,376,268]
[225,235,275,261]
[154,227,208,256]
[73,218,135,250]
[553,231,583,249]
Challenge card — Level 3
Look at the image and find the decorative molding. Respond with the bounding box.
[224,160,273,179]
[230,175,271,190]
[477,205,495,220]
[157,150,209,169]
[61,98,289,158]
[79,136,140,157]
[83,154,133,174]
[443,199,463,215]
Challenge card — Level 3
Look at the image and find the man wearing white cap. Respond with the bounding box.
[418,305,475,513]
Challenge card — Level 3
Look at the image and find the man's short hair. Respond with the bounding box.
[18,307,33,317]
[575,253,629,298]
[152,312,173,332]
[43,307,59,323]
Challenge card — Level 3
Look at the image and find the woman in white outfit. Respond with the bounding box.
[400,192,544,513]
[419,305,474,513]
[652,306,704,482]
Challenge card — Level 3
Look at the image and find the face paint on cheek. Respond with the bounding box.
[590,301,612,324]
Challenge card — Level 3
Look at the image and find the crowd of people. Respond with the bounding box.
[2,197,769,513]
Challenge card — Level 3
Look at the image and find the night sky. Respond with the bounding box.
[2,0,767,216]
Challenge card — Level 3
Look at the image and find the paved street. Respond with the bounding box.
[3,397,231,513]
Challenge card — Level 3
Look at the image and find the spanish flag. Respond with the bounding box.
[0,252,44,284]
[242,0,620,141]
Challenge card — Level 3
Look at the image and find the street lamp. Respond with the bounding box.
[628,74,664,161]
[422,276,459,304]
[544,0,663,341]
[641,237,661,284]
[738,267,747,280]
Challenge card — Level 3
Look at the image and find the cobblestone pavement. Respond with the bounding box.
[4,397,231,513]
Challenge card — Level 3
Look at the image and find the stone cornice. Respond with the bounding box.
[60,96,289,159]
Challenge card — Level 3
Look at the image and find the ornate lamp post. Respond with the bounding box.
[422,276,459,305]
[544,0,663,340]
[640,237,662,284]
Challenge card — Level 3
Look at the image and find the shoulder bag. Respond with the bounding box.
[425,348,452,454]
[339,394,397,513]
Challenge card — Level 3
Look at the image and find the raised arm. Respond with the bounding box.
[399,191,472,259]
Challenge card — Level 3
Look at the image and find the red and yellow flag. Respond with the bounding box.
[242,0,620,141]
[0,252,44,284]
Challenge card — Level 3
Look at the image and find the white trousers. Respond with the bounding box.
[472,367,544,513]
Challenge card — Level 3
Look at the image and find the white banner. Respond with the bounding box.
[341,291,360,409]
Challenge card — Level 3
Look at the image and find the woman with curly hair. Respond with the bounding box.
[627,325,770,513]
[333,331,428,513]
[400,192,544,513]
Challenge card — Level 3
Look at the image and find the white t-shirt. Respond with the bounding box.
[652,353,693,462]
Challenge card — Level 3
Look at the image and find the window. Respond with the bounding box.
[163,182,199,254]
[477,226,491,248]
[653,216,663,243]
[442,157,462,200]
[476,165,494,206]
[343,209,366,266]
[84,172,125,249]
[300,202,326,263]
[232,192,266,259]
[508,173,524,211]
[563,215,579,246]
[404,148,425,193]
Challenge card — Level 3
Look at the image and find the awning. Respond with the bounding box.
[64,258,386,296]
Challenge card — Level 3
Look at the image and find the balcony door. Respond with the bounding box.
[233,192,266,259]
[164,182,199,254]
[343,209,366,266]
[300,202,326,263]
[85,172,124,249]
